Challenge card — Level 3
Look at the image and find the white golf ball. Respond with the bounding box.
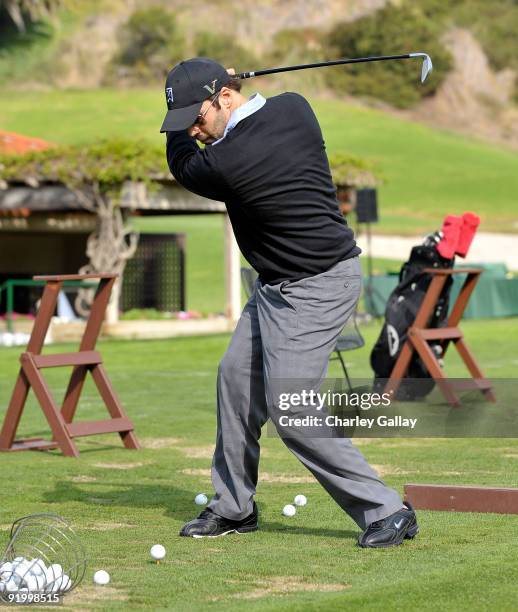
[150,544,166,561]
[93,570,110,586]
[28,558,46,577]
[10,574,22,587]
[282,504,296,517]
[13,562,31,581]
[46,564,63,585]
[195,493,208,505]
[0,561,13,580]
[294,494,307,506]
[54,574,71,592]
[24,574,46,592]
[5,578,19,593]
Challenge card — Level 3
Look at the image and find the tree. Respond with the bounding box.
[1,0,60,32]
[0,139,165,314]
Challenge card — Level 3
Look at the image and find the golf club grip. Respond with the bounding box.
[236,54,412,79]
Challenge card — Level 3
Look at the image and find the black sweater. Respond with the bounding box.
[166,92,361,285]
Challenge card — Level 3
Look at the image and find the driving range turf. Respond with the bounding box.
[1,318,517,610]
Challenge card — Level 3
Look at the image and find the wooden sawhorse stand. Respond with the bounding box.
[384,268,495,407]
[383,269,511,513]
[0,274,140,457]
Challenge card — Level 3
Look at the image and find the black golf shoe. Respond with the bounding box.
[358,502,418,548]
[179,503,258,538]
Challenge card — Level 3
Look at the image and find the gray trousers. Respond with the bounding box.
[207,257,403,529]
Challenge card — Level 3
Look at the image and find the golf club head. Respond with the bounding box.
[409,53,433,83]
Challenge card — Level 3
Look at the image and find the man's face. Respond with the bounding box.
[188,91,229,145]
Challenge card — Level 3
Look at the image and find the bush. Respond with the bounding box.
[108,7,184,83]
[328,152,381,188]
[326,3,452,108]
[193,31,256,71]
[268,27,325,65]
[453,0,518,73]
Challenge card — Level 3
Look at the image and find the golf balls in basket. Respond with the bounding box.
[150,544,166,561]
[195,493,208,505]
[294,494,307,506]
[282,504,296,517]
[93,570,110,586]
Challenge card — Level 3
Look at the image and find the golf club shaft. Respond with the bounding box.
[237,54,416,79]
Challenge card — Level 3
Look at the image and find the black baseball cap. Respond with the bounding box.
[160,58,232,133]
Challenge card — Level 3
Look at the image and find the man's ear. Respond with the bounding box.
[219,87,234,109]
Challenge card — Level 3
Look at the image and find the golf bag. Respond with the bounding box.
[370,240,454,400]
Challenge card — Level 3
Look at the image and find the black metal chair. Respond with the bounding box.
[329,312,365,391]
[241,267,364,390]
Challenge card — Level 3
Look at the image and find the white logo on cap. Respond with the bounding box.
[165,87,174,104]
[203,79,218,95]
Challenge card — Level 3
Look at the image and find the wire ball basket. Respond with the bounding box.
[0,513,86,601]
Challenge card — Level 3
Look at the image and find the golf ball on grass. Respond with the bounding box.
[93,570,110,586]
[150,544,166,561]
[294,494,307,506]
[282,504,296,517]
[195,493,208,505]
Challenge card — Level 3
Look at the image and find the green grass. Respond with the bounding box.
[1,87,518,235]
[0,318,517,610]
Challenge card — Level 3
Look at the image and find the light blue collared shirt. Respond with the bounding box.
[212,93,266,145]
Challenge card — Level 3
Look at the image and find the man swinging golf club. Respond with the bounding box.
[161,57,419,547]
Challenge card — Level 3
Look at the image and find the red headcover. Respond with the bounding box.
[437,215,463,259]
[437,212,480,259]
[456,212,480,257]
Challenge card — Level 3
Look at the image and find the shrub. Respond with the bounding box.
[193,31,256,71]
[268,27,325,65]
[328,152,381,188]
[109,7,184,82]
[326,3,452,108]
[453,0,518,72]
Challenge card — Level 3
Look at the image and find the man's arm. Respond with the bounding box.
[166,131,230,202]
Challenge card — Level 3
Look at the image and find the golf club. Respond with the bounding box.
[237,52,433,83]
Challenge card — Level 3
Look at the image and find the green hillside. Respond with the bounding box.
[1,87,517,234]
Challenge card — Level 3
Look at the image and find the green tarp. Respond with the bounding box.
[365,263,518,319]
